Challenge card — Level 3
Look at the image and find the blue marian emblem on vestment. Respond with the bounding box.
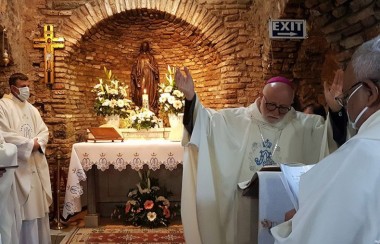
[248,139,276,171]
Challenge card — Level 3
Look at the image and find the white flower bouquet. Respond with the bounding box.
[128,107,158,130]
[158,66,185,116]
[92,67,132,118]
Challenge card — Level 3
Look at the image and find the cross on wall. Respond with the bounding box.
[33,24,65,86]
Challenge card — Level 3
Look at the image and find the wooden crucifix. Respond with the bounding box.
[33,24,65,86]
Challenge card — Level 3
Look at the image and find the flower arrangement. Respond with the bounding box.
[128,107,159,130]
[92,67,133,118]
[158,66,185,116]
[111,170,180,228]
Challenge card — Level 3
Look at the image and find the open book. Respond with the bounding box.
[279,163,315,210]
[239,164,314,207]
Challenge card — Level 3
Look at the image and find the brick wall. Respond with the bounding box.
[0,0,379,215]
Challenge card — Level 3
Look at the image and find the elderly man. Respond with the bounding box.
[0,73,52,244]
[175,67,346,244]
[271,35,380,243]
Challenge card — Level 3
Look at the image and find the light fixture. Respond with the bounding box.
[2,28,10,66]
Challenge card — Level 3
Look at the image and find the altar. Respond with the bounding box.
[62,139,184,227]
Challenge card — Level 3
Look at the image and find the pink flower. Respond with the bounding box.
[125,202,131,214]
[144,200,154,209]
[163,206,171,219]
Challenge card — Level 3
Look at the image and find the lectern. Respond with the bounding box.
[241,168,294,244]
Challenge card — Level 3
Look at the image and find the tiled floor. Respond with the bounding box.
[51,226,76,244]
[51,211,87,244]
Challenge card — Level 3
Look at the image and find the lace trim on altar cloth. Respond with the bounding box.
[63,150,182,218]
[79,152,182,171]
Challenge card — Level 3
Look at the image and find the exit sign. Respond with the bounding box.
[269,19,307,39]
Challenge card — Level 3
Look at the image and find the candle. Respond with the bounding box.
[142,89,149,109]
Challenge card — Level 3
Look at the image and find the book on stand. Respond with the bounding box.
[238,163,314,207]
[238,165,281,198]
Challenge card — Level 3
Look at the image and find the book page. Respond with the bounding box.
[280,164,315,210]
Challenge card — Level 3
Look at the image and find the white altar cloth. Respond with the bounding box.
[63,139,184,218]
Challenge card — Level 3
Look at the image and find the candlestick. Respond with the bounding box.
[142,89,149,109]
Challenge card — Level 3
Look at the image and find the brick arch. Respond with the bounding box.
[53,0,247,147]
[60,0,237,55]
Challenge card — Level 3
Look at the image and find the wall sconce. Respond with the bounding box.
[2,28,10,66]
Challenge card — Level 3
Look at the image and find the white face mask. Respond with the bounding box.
[16,87,30,102]
[347,106,368,130]
[345,83,366,130]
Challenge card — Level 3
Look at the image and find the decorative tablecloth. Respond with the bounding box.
[63,139,184,218]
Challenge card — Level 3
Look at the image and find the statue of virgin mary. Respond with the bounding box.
[130,41,159,113]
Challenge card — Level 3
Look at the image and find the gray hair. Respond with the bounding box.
[351,35,380,83]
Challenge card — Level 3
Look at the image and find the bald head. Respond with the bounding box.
[263,82,295,102]
[259,82,294,124]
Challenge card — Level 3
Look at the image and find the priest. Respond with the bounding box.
[175,67,346,244]
[271,35,380,243]
[0,73,52,244]
[0,133,21,244]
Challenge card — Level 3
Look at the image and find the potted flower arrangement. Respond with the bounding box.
[92,67,133,126]
[158,65,185,116]
[111,170,180,228]
[128,107,159,130]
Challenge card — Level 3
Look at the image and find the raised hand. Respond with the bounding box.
[324,69,344,112]
[175,67,195,100]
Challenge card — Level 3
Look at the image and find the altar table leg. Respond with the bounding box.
[84,166,99,227]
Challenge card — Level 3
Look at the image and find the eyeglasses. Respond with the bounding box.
[335,82,363,107]
[263,96,291,114]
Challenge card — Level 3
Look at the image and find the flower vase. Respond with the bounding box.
[105,115,120,128]
[168,113,184,141]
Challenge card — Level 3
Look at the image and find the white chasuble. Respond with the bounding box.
[181,95,336,244]
[0,139,22,244]
[272,110,380,244]
[0,94,52,220]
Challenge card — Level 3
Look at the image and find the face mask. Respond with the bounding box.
[16,87,30,102]
[347,106,368,130]
[345,83,366,130]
